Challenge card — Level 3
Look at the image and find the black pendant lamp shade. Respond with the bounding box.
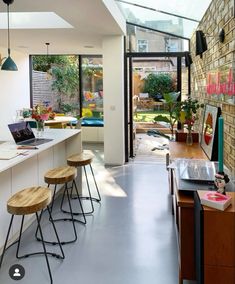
[185,52,193,67]
[195,30,207,58]
[1,0,18,71]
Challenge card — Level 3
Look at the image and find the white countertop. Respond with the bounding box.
[0,128,81,173]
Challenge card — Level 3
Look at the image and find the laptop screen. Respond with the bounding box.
[8,122,35,144]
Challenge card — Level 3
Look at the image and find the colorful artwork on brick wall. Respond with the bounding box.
[206,68,235,104]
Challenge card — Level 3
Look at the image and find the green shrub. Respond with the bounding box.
[142,73,175,100]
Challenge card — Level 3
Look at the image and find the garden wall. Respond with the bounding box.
[32,71,58,108]
[191,0,235,175]
[32,71,79,113]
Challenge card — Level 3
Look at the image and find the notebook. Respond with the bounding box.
[8,122,53,146]
[0,150,21,160]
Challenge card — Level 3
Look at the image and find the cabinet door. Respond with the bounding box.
[38,148,54,186]
[53,142,66,167]
[194,192,204,284]
[0,170,12,247]
[204,211,235,267]
[11,156,38,236]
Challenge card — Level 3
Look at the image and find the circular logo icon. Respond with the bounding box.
[9,264,25,281]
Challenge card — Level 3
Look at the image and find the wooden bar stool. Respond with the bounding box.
[36,166,86,246]
[65,150,101,215]
[0,186,64,284]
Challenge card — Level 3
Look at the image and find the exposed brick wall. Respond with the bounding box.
[191,0,235,176]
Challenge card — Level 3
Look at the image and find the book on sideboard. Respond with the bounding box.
[200,191,232,211]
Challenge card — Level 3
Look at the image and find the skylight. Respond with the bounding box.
[116,0,212,38]
[0,12,73,29]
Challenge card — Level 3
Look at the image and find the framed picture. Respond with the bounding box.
[200,104,221,161]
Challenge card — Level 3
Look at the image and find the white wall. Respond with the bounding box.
[103,36,125,165]
[0,48,30,140]
[102,0,126,35]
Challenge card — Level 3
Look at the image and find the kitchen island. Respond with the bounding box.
[0,128,82,250]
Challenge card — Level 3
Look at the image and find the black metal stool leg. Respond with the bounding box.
[82,165,94,214]
[0,214,14,268]
[42,183,78,245]
[89,164,101,202]
[72,180,87,224]
[35,208,44,241]
[35,212,53,284]
[46,206,65,259]
[60,180,87,223]
[49,185,57,217]
[16,215,25,259]
[65,186,78,243]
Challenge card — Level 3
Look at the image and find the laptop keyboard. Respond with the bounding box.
[19,138,53,146]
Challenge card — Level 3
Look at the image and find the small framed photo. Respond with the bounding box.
[200,104,221,161]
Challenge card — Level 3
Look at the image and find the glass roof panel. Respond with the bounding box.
[116,0,212,39]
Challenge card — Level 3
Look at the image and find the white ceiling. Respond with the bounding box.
[0,0,126,55]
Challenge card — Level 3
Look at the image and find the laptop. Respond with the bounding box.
[8,122,53,146]
[179,159,216,183]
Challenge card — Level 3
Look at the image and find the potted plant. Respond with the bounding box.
[152,92,181,139]
[179,97,204,145]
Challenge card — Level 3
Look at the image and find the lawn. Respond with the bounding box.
[134,110,170,123]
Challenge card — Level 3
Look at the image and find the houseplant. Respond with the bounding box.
[151,94,204,144]
[179,97,204,145]
[152,92,181,139]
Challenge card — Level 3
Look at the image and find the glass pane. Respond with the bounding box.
[118,0,212,39]
[82,56,103,124]
[127,24,189,52]
[31,55,80,116]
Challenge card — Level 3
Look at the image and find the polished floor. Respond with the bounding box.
[0,144,196,284]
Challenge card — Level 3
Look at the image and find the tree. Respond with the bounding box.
[32,55,72,72]
[51,64,79,111]
[142,73,175,101]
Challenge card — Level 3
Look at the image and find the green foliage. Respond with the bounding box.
[134,110,169,123]
[32,55,74,72]
[51,65,79,97]
[180,97,204,130]
[60,103,79,114]
[142,73,175,100]
[153,115,170,124]
[180,97,204,121]
[153,92,181,137]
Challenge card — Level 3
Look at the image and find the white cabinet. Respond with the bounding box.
[0,129,82,249]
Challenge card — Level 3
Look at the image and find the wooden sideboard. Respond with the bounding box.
[169,141,235,284]
[169,142,208,284]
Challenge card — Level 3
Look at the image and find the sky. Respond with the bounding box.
[122,0,212,21]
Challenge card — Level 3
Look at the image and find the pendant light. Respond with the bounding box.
[1,0,18,71]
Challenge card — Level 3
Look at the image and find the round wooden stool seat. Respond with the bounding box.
[7,187,51,215]
[67,151,94,167]
[44,166,76,185]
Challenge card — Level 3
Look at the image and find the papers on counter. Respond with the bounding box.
[0,150,28,160]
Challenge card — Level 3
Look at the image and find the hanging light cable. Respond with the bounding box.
[1,0,18,71]
[45,42,52,80]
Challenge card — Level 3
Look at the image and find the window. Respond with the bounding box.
[165,38,181,52]
[82,56,103,122]
[137,39,148,52]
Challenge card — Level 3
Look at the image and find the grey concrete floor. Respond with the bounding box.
[0,143,196,284]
